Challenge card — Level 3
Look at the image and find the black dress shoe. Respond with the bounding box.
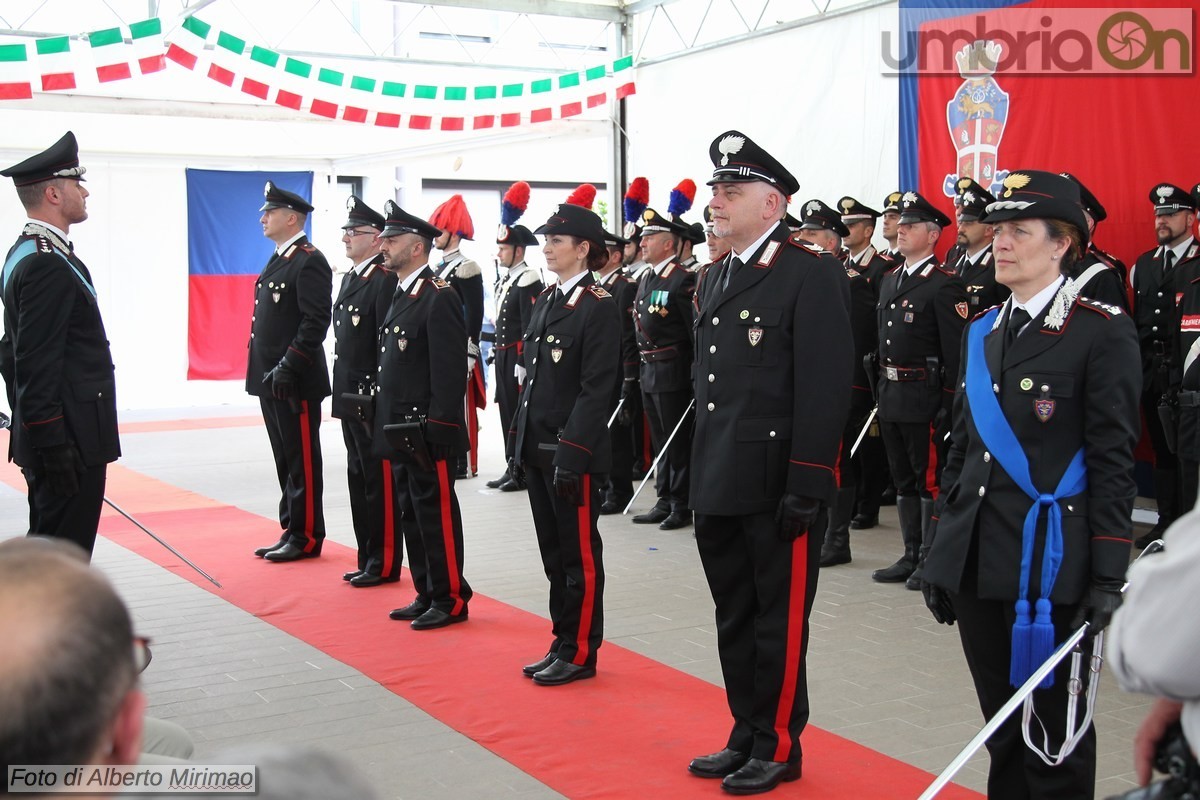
[599,500,621,515]
[343,570,363,582]
[486,473,511,489]
[264,542,321,562]
[632,507,670,524]
[349,573,398,587]
[659,511,692,531]
[254,539,286,557]
[688,748,749,779]
[721,758,801,795]
[849,512,878,530]
[498,475,526,492]
[521,652,557,678]
[532,659,596,686]
[411,607,468,630]
[389,599,431,620]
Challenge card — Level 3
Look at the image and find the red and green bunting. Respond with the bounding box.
[164,15,636,128]
[4,14,637,130]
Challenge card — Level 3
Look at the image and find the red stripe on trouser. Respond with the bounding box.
[925,422,939,500]
[572,474,596,666]
[772,533,809,762]
[833,440,844,489]
[299,400,316,551]
[381,459,395,575]
[436,460,465,615]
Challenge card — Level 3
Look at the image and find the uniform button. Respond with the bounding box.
[1158,292,1164,298]
[712,316,720,325]
[710,345,717,354]
[252,316,256,321]
[335,320,339,325]
[524,401,529,407]
[708,374,715,382]
[251,333,255,338]
[707,402,715,411]
[885,339,891,345]
[254,299,258,305]
[993,383,1000,393]
[1155,309,1161,315]
[983,452,991,462]
[887,321,893,327]
[769,430,776,438]
[532,358,537,364]
[332,354,338,361]
[97,391,103,398]
[536,336,541,342]
[978,486,986,497]
[890,303,896,309]
[381,347,386,353]
[377,366,381,372]
[1067,504,1074,512]
[1152,326,1159,332]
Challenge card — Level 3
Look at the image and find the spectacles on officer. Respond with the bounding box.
[343,228,378,238]
[133,635,152,674]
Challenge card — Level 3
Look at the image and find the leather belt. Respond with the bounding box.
[883,365,927,382]
[1178,391,1200,408]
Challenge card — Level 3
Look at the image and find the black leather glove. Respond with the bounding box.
[39,442,84,497]
[507,457,524,484]
[922,580,956,625]
[428,442,456,463]
[1070,580,1123,636]
[264,363,299,402]
[616,380,637,427]
[775,493,821,542]
[485,350,496,367]
[554,467,583,506]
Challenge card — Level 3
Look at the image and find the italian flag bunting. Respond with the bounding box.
[130,18,165,74]
[166,16,209,71]
[0,43,33,100]
[35,36,75,91]
[90,27,131,82]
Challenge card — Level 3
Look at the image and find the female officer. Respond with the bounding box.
[508,203,619,686]
[920,170,1140,799]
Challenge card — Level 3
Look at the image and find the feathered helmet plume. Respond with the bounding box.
[623,177,649,226]
[500,181,530,226]
[428,194,474,240]
[668,179,696,218]
[566,183,597,210]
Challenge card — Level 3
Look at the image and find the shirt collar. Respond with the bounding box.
[652,257,675,275]
[904,254,936,275]
[556,269,589,297]
[398,265,428,294]
[276,231,306,256]
[730,221,781,266]
[1168,236,1196,262]
[1008,275,1065,323]
[352,255,377,276]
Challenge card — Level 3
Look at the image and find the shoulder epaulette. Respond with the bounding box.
[1077,296,1122,317]
[970,303,1002,323]
[455,258,482,279]
[845,267,861,279]
[516,269,541,288]
[298,243,316,253]
[33,234,53,254]
[430,276,451,290]
[933,263,956,276]
[587,284,611,299]
[786,233,823,256]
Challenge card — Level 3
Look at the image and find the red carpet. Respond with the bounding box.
[0,430,980,799]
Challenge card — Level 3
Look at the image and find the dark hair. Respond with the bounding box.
[1042,219,1083,274]
[414,236,434,259]
[14,178,62,211]
[569,236,608,272]
[0,539,137,767]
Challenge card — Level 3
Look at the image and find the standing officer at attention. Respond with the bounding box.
[1131,183,1197,544]
[509,203,619,686]
[0,132,118,556]
[375,201,472,630]
[429,195,485,479]
[1058,173,1128,310]
[872,191,968,590]
[332,196,401,587]
[486,182,543,493]
[597,229,640,514]
[687,131,852,794]
[249,182,332,563]
[880,191,904,264]
[632,207,697,531]
[952,178,1009,313]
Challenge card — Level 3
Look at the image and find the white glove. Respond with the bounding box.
[515,364,527,385]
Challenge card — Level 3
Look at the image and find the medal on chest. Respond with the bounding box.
[748,326,763,347]
[349,304,360,327]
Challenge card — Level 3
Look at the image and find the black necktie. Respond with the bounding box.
[896,268,908,290]
[1006,307,1031,349]
[1165,250,1176,273]
[722,257,741,292]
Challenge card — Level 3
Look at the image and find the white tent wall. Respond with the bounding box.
[624,2,900,253]
[0,108,612,413]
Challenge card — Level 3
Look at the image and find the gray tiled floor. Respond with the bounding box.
[0,403,1157,798]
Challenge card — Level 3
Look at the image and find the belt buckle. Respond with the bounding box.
[885,366,898,381]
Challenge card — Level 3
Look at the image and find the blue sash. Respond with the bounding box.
[964,308,1088,688]
[2,237,96,297]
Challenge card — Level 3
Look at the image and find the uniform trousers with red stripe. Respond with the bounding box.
[524,465,605,667]
[880,420,941,499]
[341,418,402,579]
[391,457,471,616]
[260,396,325,551]
[695,508,825,764]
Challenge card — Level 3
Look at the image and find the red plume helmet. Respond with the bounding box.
[566,183,597,210]
[501,181,530,226]
[428,194,474,240]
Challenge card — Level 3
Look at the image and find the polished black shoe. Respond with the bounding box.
[688,748,749,779]
[521,652,557,678]
[498,475,526,492]
[532,659,596,686]
[254,539,286,558]
[721,758,801,795]
[872,558,915,583]
[264,542,321,562]
[389,599,432,620]
[342,570,363,582]
[599,498,631,515]
[411,607,468,630]
[486,472,511,489]
[849,512,878,530]
[632,507,670,524]
[659,511,692,531]
[350,572,398,588]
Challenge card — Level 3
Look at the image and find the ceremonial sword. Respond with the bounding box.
[623,398,695,515]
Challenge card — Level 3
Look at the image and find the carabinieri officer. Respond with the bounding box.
[510,203,619,686]
[921,171,1140,799]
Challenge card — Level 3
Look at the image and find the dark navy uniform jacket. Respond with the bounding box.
[245,235,333,401]
[331,254,397,419]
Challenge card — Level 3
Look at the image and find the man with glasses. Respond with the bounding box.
[332,197,401,587]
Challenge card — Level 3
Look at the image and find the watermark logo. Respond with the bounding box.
[882,7,1194,75]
